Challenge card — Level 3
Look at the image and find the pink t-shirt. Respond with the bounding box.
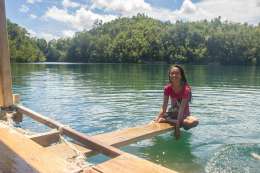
[164,83,191,117]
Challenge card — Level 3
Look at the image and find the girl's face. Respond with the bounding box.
[169,67,182,84]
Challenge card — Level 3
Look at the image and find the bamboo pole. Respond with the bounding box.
[0,0,13,108]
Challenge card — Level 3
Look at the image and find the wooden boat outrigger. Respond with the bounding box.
[0,0,178,172]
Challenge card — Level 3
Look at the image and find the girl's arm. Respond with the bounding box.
[177,98,188,124]
[174,98,188,139]
[157,94,169,120]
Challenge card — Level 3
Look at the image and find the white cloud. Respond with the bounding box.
[62,0,80,9]
[173,0,213,22]
[179,0,197,14]
[91,0,152,14]
[89,0,209,22]
[29,14,37,19]
[195,0,260,24]
[39,0,260,39]
[90,0,260,24]
[62,30,75,38]
[39,32,59,41]
[26,0,42,4]
[43,6,74,23]
[43,6,117,30]
[27,29,37,37]
[27,28,58,41]
[19,5,29,13]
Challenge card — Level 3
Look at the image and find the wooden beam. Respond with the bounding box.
[16,105,63,129]
[73,123,173,156]
[16,105,124,158]
[94,122,174,147]
[92,153,178,173]
[61,126,124,157]
[13,94,20,104]
[16,105,174,158]
[20,100,174,157]
[45,122,174,160]
[17,105,178,172]
[0,0,13,108]
[29,130,60,147]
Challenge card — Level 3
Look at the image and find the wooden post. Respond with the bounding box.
[13,94,20,104]
[0,0,13,108]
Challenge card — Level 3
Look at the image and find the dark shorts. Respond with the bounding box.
[164,111,178,120]
[164,108,190,120]
[164,111,191,130]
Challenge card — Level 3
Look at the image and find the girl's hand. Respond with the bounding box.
[154,112,163,122]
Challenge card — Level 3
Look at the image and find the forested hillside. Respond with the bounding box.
[8,15,260,65]
[7,20,45,62]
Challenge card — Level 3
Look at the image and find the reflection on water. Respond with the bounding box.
[122,132,204,173]
[11,63,260,172]
[205,143,260,173]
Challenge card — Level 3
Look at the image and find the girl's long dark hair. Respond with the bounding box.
[168,64,192,102]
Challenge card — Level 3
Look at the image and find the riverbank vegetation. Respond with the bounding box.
[7,14,260,65]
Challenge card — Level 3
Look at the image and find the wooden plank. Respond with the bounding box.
[29,130,60,147]
[0,126,75,173]
[45,142,92,159]
[93,153,177,173]
[0,0,13,108]
[16,105,124,158]
[62,126,124,157]
[93,122,174,147]
[16,105,63,129]
[16,105,174,156]
[45,142,80,160]
[44,123,173,158]
[70,141,94,154]
[16,105,175,161]
[13,94,20,104]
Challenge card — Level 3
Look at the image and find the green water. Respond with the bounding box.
[11,63,260,173]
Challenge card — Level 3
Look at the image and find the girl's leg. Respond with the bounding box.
[157,116,178,126]
[157,116,180,139]
[156,111,176,123]
[182,116,199,130]
[157,117,168,123]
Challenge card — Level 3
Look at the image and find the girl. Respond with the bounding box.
[155,65,199,139]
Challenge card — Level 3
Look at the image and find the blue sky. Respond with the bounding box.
[5,0,260,41]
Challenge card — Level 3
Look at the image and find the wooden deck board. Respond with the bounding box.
[17,105,124,157]
[45,142,93,159]
[1,114,177,173]
[29,130,60,147]
[93,153,177,173]
[45,122,173,157]
[0,126,75,173]
[93,122,174,147]
[45,122,173,159]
